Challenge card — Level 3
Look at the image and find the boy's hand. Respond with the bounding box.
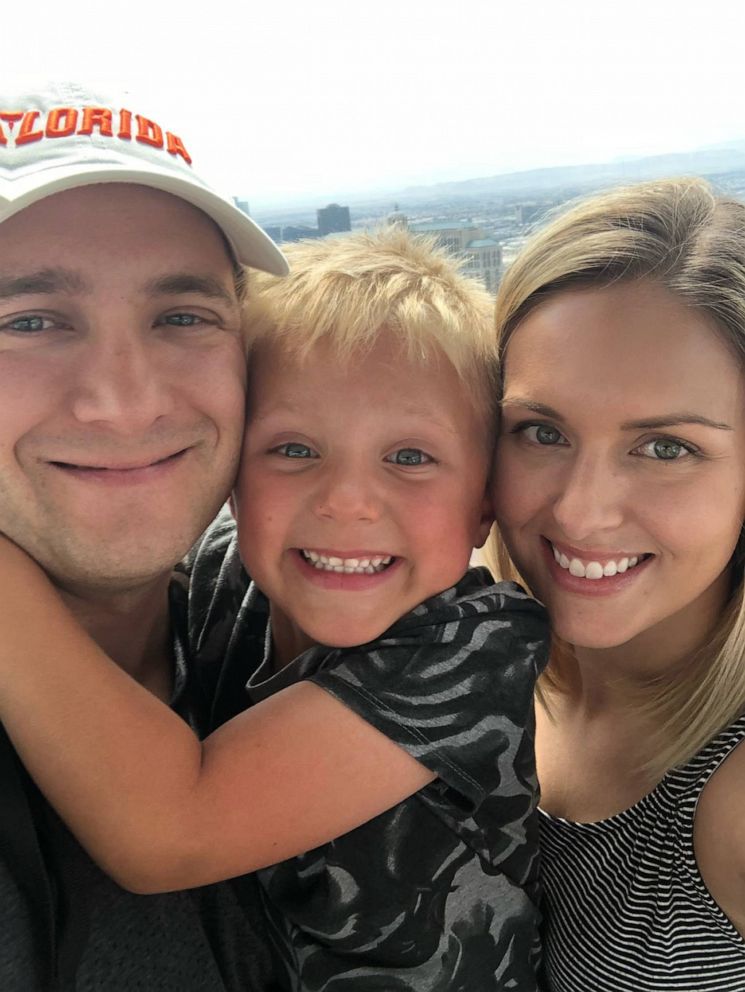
[0,534,60,651]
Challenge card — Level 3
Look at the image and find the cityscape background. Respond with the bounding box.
[7,0,745,297]
[237,140,745,295]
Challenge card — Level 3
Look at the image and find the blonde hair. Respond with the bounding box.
[243,228,498,430]
[487,177,745,777]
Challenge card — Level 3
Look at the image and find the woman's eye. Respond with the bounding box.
[521,424,566,446]
[275,442,316,459]
[387,448,432,466]
[634,437,696,460]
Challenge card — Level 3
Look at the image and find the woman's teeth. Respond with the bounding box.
[551,544,645,579]
[301,550,393,574]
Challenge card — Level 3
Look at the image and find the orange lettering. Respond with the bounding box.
[46,107,78,138]
[16,111,43,145]
[135,115,163,148]
[79,107,113,137]
[166,131,192,165]
[118,108,132,140]
[0,110,24,143]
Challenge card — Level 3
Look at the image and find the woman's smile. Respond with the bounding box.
[495,279,745,662]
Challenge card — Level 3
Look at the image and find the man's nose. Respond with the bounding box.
[69,332,176,431]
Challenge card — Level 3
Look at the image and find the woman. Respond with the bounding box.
[490,177,745,991]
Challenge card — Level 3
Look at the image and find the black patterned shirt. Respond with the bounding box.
[185,514,550,991]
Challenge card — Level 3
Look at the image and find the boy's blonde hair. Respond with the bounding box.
[486,177,745,778]
[243,227,498,431]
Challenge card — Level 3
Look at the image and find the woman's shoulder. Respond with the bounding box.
[691,712,745,936]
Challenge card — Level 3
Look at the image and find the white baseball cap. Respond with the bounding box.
[0,82,288,275]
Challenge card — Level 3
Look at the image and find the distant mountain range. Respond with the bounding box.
[394,144,745,202]
[253,142,745,224]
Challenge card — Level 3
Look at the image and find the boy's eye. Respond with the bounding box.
[632,437,697,460]
[386,448,432,466]
[275,442,317,459]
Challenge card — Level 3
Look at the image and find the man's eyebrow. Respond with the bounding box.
[145,274,236,305]
[501,399,733,432]
[0,269,88,299]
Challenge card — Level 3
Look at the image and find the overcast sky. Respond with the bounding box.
[7,0,745,209]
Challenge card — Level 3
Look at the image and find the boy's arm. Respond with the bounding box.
[0,537,434,893]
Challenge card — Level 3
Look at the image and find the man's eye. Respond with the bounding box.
[386,448,433,466]
[275,442,317,459]
[2,315,55,333]
[521,424,567,446]
[162,313,204,327]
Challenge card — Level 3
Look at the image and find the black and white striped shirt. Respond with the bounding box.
[539,712,745,991]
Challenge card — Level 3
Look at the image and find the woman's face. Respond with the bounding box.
[494,279,745,662]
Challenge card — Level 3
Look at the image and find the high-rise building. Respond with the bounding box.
[281,224,322,243]
[317,203,351,236]
[408,221,502,294]
[233,197,250,216]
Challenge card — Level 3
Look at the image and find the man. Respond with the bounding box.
[0,82,287,991]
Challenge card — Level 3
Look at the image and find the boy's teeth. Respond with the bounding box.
[551,543,645,580]
[302,551,393,574]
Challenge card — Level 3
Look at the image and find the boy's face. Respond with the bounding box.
[234,334,494,666]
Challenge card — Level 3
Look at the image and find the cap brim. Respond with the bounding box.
[2,164,289,276]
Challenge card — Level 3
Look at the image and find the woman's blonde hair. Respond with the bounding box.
[487,177,745,777]
[242,227,498,432]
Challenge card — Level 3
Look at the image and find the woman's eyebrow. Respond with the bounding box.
[620,414,733,431]
[500,399,566,421]
[500,400,733,432]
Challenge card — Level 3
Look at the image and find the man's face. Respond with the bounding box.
[0,184,246,593]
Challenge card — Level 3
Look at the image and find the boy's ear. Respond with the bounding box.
[474,493,495,549]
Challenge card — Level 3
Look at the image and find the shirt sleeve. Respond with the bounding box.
[309,578,549,813]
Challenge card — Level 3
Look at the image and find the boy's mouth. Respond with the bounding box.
[299,550,395,575]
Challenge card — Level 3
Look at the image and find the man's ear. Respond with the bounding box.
[474,493,495,549]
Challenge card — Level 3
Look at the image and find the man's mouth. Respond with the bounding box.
[299,550,395,575]
[547,539,653,580]
[48,449,188,472]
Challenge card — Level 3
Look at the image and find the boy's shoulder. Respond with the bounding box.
[393,565,549,640]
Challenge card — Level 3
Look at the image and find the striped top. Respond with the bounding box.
[539,712,745,991]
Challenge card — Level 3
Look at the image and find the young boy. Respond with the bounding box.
[0,230,549,990]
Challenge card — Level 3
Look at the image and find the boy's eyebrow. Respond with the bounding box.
[0,269,88,298]
[144,273,236,305]
[501,399,732,432]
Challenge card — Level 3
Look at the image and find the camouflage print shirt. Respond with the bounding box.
[183,513,550,992]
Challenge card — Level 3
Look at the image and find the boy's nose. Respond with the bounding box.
[313,465,382,523]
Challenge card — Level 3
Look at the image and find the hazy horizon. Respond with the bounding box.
[6,0,745,211]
